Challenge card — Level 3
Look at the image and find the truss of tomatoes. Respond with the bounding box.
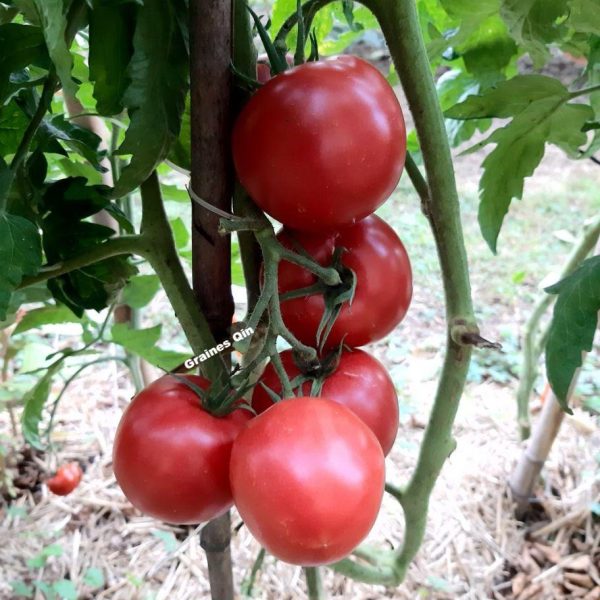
[112,55,411,568]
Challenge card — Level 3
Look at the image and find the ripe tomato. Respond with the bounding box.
[230,397,384,566]
[233,55,406,231]
[277,215,412,349]
[112,375,251,524]
[46,462,83,496]
[252,349,398,455]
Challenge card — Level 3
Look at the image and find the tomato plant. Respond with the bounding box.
[230,397,385,566]
[46,462,83,496]
[112,375,251,524]
[277,215,413,349]
[253,348,399,455]
[233,56,406,231]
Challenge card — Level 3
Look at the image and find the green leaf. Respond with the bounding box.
[0,100,29,156]
[170,216,189,249]
[445,74,569,119]
[456,15,517,76]
[0,213,42,321]
[231,239,245,286]
[447,76,593,252]
[40,178,136,316]
[83,567,105,590]
[37,114,105,171]
[21,361,61,448]
[34,581,56,600]
[499,0,568,66]
[13,304,82,334]
[151,529,178,553]
[167,92,190,172]
[437,69,491,147]
[110,323,189,370]
[6,505,28,518]
[161,183,189,203]
[114,0,188,196]
[89,1,136,116]
[121,274,160,308]
[566,0,600,34]
[0,23,49,104]
[10,580,33,598]
[439,0,500,19]
[32,0,75,95]
[26,543,63,569]
[271,0,295,36]
[545,256,600,412]
[52,580,77,600]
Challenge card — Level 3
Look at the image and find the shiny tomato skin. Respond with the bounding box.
[277,215,412,349]
[46,462,83,496]
[112,375,251,525]
[233,55,406,231]
[252,349,398,455]
[230,397,385,566]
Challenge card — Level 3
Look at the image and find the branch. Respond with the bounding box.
[304,567,326,600]
[18,236,144,288]
[403,152,430,210]
[363,0,477,582]
[515,212,600,439]
[274,0,331,49]
[140,172,226,382]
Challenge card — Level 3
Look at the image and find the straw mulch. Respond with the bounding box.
[1,354,598,600]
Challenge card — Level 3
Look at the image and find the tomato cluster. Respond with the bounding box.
[113,56,411,568]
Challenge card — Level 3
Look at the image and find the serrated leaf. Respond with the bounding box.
[447,76,593,252]
[32,0,75,95]
[110,323,189,370]
[37,114,105,171]
[14,304,82,334]
[89,1,136,116]
[83,567,105,590]
[121,274,160,308]
[114,0,188,196]
[0,23,49,104]
[21,361,61,448]
[40,178,136,316]
[499,0,568,67]
[445,74,568,119]
[0,213,42,321]
[545,255,600,411]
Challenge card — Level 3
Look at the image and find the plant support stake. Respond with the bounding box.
[189,0,235,598]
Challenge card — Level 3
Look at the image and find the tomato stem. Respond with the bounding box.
[304,567,326,600]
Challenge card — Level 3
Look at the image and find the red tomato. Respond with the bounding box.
[256,62,272,84]
[112,375,251,524]
[46,462,83,496]
[233,56,406,231]
[252,349,398,455]
[230,397,384,565]
[277,215,412,349]
[256,54,294,83]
